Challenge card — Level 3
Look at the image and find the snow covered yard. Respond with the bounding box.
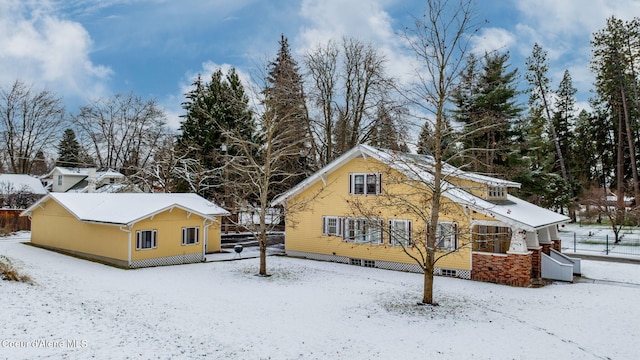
[1,234,639,360]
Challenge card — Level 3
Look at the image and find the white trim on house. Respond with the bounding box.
[272,145,569,231]
[21,193,229,226]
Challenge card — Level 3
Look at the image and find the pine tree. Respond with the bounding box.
[454,51,522,177]
[31,150,49,175]
[591,16,640,205]
[264,34,312,196]
[176,68,254,204]
[368,104,408,151]
[525,43,570,184]
[57,129,81,168]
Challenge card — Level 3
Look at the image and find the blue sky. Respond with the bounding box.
[2,0,639,130]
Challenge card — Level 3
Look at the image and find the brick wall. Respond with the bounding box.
[552,239,562,252]
[530,248,541,280]
[541,243,552,256]
[471,252,532,287]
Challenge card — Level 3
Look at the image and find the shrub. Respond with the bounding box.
[0,255,35,284]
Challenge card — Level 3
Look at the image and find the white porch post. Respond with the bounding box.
[525,231,539,248]
[507,228,529,254]
[538,227,551,244]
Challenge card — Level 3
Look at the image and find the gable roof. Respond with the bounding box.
[0,174,48,195]
[22,193,229,226]
[273,144,569,231]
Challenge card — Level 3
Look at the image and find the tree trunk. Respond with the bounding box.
[617,110,625,227]
[259,228,267,275]
[619,81,640,202]
[422,268,434,304]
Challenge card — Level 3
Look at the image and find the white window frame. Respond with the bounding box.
[182,226,199,245]
[57,175,63,186]
[136,230,157,250]
[322,216,342,236]
[343,218,383,244]
[389,219,412,246]
[435,222,458,251]
[349,173,382,195]
[487,186,506,199]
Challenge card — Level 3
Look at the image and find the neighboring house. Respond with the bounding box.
[272,145,571,287]
[21,193,230,268]
[0,174,49,232]
[44,167,137,193]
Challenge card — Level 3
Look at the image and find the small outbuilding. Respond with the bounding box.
[0,174,48,233]
[21,193,229,268]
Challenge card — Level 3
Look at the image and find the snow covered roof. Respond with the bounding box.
[22,193,229,226]
[0,174,48,195]
[273,144,569,230]
[47,167,125,179]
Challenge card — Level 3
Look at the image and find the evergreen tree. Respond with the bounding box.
[525,43,570,184]
[264,34,312,196]
[573,109,609,188]
[454,51,522,177]
[31,150,49,175]
[176,68,254,204]
[57,129,81,168]
[554,70,577,175]
[591,16,640,204]
[368,104,409,151]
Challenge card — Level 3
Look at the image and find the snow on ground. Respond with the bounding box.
[1,233,639,360]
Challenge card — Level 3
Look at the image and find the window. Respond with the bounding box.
[182,227,199,245]
[441,269,457,277]
[487,186,506,199]
[322,216,342,236]
[57,175,63,186]
[389,219,412,246]
[343,218,383,244]
[472,225,511,253]
[435,222,458,251]
[136,230,157,250]
[349,173,381,195]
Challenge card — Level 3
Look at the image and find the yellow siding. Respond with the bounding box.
[30,200,128,261]
[30,198,222,264]
[130,208,206,261]
[206,220,222,253]
[285,157,472,271]
[446,177,488,199]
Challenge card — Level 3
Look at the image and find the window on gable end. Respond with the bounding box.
[349,173,382,195]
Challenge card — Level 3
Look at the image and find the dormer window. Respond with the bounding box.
[487,186,506,200]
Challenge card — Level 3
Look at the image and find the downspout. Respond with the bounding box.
[119,225,132,268]
[202,217,214,261]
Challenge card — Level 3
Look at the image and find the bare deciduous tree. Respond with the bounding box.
[304,37,403,166]
[392,0,478,304]
[224,73,325,276]
[0,80,65,174]
[72,93,167,177]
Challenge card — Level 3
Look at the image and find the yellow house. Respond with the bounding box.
[273,145,571,287]
[21,193,229,268]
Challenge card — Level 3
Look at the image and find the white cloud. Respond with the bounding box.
[297,0,416,85]
[471,28,516,55]
[0,0,111,101]
[515,0,640,40]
